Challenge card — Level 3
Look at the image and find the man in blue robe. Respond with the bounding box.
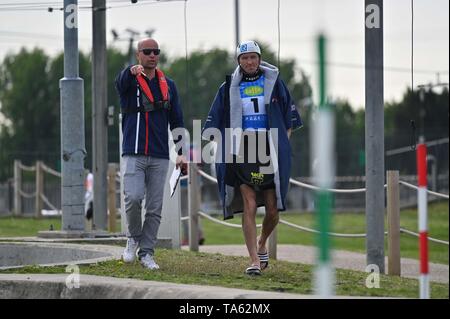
[202,40,302,275]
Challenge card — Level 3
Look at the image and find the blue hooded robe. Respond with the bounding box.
[202,62,302,220]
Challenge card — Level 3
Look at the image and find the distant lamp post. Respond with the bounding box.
[125,28,140,65]
[145,28,155,38]
[111,29,119,41]
[110,28,158,66]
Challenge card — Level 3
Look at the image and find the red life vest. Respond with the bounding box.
[134,69,170,156]
[136,69,170,107]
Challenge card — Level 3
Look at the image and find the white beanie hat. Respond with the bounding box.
[236,40,261,60]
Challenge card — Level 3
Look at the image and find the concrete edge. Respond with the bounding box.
[0,274,378,299]
[0,236,172,248]
[0,242,123,270]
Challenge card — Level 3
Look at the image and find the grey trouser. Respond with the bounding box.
[122,155,169,257]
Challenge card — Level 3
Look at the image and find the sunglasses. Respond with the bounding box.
[139,48,161,56]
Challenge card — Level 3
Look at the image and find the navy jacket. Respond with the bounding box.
[115,66,184,158]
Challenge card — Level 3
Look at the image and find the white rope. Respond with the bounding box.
[197,211,262,228]
[195,169,450,200]
[19,189,36,198]
[279,219,369,238]
[193,168,449,244]
[196,168,371,193]
[180,216,189,221]
[399,181,449,199]
[400,227,449,245]
[197,168,370,192]
[19,163,36,172]
[289,178,379,194]
[192,211,449,244]
[426,189,449,199]
[40,163,61,178]
[114,167,187,183]
[40,193,59,211]
[386,137,449,156]
[196,169,218,183]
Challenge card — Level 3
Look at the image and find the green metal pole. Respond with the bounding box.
[313,33,335,296]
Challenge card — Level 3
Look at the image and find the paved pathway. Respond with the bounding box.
[186,244,449,284]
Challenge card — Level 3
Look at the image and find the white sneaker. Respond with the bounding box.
[140,254,160,270]
[122,238,139,263]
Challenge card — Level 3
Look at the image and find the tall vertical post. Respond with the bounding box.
[13,160,22,217]
[313,34,335,297]
[60,0,86,231]
[387,170,400,276]
[119,114,127,234]
[35,161,43,218]
[365,0,385,273]
[188,162,199,252]
[92,0,108,230]
[107,163,117,233]
[234,0,240,47]
[128,38,134,66]
[417,139,429,299]
[268,225,277,260]
[159,136,182,249]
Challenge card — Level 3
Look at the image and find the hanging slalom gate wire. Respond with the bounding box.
[277,0,281,69]
[183,0,189,117]
[411,0,414,91]
[0,0,186,11]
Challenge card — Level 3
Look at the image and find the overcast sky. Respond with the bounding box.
[0,0,448,109]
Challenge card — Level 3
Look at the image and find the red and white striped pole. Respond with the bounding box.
[416,137,429,299]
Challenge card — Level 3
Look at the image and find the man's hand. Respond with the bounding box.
[130,64,144,76]
[176,155,188,175]
[287,128,292,140]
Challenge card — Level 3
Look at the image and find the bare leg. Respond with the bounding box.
[258,188,279,254]
[240,184,260,266]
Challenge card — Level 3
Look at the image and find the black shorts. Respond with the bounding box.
[225,131,275,191]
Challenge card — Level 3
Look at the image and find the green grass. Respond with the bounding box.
[0,216,61,237]
[201,201,449,264]
[0,249,447,298]
[0,217,120,237]
[1,202,448,264]
[0,203,448,298]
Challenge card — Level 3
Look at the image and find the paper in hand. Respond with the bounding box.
[169,166,182,198]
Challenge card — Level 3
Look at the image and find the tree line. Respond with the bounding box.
[0,45,448,182]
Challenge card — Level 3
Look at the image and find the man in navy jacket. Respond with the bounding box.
[202,40,302,275]
[115,38,186,270]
